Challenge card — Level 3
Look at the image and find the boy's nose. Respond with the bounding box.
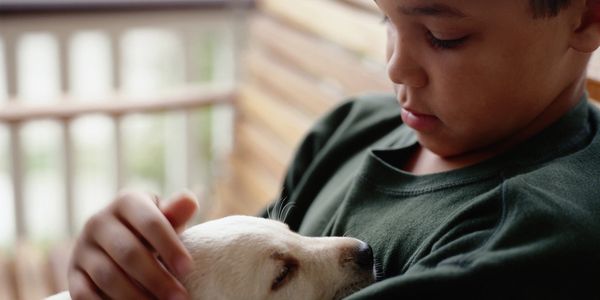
[386,37,428,88]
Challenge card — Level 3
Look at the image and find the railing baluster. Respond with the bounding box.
[183,30,197,190]
[184,111,194,189]
[61,122,74,235]
[113,116,124,191]
[4,33,18,99]
[109,30,125,192]
[9,123,24,238]
[4,32,26,238]
[57,31,76,235]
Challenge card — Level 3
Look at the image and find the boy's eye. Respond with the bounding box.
[427,31,468,50]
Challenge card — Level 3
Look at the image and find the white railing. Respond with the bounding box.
[0,0,250,245]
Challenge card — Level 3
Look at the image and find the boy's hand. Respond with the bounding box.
[67,191,198,300]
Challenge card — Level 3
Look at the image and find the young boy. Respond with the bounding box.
[67,0,600,299]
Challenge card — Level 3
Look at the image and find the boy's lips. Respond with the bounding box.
[401,108,440,132]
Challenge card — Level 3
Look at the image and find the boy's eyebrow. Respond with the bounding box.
[398,3,467,18]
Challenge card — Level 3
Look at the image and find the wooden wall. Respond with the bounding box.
[209,0,392,217]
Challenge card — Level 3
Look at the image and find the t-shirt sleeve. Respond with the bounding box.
[259,99,359,218]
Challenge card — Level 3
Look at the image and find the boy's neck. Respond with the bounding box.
[402,145,496,175]
[403,75,587,175]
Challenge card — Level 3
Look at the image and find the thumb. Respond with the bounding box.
[160,191,199,233]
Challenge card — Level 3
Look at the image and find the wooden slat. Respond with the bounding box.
[13,241,52,300]
[211,156,276,219]
[259,0,386,63]
[244,48,340,117]
[208,176,243,219]
[250,16,390,96]
[235,120,290,180]
[0,86,234,123]
[237,83,313,149]
[232,155,279,210]
[0,9,233,34]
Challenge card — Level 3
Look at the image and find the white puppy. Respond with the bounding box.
[47,215,376,300]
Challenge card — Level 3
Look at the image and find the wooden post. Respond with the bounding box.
[57,31,76,236]
[109,30,125,191]
[4,32,26,238]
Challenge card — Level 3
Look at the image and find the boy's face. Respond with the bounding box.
[375,0,588,157]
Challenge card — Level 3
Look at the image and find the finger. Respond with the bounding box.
[161,191,199,232]
[115,193,193,278]
[77,244,151,300]
[68,267,103,300]
[93,215,189,300]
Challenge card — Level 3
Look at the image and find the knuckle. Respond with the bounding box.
[69,270,100,300]
[70,287,92,300]
[83,212,108,236]
[115,189,136,201]
[89,261,114,289]
[83,214,101,233]
[68,244,83,269]
[142,217,164,235]
[113,240,142,263]
[116,190,149,206]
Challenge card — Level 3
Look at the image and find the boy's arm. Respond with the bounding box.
[260,98,363,219]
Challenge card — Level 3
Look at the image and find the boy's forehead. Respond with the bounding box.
[375,0,533,17]
[396,2,468,18]
[377,0,574,24]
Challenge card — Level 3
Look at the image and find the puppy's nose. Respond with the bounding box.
[355,242,373,270]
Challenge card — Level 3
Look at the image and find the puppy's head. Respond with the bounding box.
[179,215,375,300]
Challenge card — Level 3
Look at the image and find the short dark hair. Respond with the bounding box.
[530,0,572,17]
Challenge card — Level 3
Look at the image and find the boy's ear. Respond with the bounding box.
[570,0,600,53]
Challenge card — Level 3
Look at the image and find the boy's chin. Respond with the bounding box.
[417,135,464,158]
[417,135,494,160]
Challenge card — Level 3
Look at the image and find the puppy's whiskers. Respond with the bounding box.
[266,203,273,220]
[267,193,293,223]
[280,202,295,223]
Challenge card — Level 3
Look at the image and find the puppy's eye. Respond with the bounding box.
[271,262,296,291]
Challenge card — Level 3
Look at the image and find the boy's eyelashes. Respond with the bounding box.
[426,31,469,50]
[380,15,469,50]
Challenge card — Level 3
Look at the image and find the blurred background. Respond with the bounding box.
[0,0,391,298]
[1,0,600,299]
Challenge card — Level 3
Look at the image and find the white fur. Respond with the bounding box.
[47,215,375,300]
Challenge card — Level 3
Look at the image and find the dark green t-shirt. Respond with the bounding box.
[266,93,600,299]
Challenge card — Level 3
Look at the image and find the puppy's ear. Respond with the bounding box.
[161,191,199,233]
[569,0,600,52]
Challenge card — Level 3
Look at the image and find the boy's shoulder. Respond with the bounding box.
[306,93,403,148]
[502,104,600,229]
